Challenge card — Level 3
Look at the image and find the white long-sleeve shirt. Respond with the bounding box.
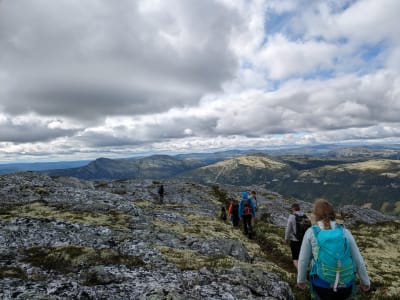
[284,211,305,242]
[297,221,370,286]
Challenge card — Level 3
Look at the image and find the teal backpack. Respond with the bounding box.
[311,224,356,291]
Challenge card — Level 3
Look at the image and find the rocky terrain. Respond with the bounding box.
[0,172,399,299]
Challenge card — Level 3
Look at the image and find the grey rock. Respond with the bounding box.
[340,205,396,227]
[1,172,392,299]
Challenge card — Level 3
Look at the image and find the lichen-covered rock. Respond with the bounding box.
[0,173,295,299]
[340,205,396,227]
[1,172,397,299]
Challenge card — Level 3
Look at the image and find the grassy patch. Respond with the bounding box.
[211,185,230,207]
[350,221,400,299]
[158,246,235,270]
[21,245,144,274]
[0,266,27,280]
[4,201,132,230]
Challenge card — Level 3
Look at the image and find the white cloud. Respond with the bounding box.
[0,0,400,162]
[255,34,338,79]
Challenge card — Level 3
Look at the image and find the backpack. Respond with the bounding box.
[294,214,311,241]
[242,199,253,216]
[311,225,355,291]
[231,203,239,216]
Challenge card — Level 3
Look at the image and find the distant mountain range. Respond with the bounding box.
[0,160,91,175]
[1,144,400,215]
[46,155,205,180]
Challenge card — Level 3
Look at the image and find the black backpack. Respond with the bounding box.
[231,203,239,216]
[294,214,311,241]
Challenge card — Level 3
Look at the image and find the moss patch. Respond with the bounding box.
[158,246,235,270]
[21,245,144,274]
[0,266,27,280]
[350,221,400,299]
[3,201,132,230]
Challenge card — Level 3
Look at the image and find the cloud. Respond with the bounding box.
[0,115,79,143]
[0,0,400,162]
[0,0,239,121]
[255,34,338,80]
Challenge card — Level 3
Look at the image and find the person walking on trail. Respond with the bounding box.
[239,192,256,238]
[249,190,258,226]
[220,206,227,221]
[157,184,165,203]
[249,191,258,212]
[228,199,239,227]
[284,203,310,269]
[297,199,370,300]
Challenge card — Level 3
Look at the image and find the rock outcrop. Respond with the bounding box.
[340,205,396,227]
[0,173,294,300]
[1,172,398,299]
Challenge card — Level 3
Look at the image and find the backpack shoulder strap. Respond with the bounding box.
[312,225,321,242]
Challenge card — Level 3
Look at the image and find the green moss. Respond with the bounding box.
[21,245,144,274]
[210,185,230,207]
[0,266,27,280]
[158,246,235,270]
[5,201,132,230]
[35,187,49,195]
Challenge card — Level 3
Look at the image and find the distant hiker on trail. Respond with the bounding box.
[249,190,258,226]
[220,206,227,221]
[249,190,258,212]
[157,184,165,203]
[228,199,239,227]
[284,203,311,269]
[297,199,370,300]
[239,192,256,238]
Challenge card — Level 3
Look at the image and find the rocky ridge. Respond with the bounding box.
[0,172,397,299]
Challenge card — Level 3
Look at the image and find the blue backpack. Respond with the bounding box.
[311,225,355,291]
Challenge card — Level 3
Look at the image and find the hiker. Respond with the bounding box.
[284,203,310,269]
[220,206,227,221]
[239,192,256,238]
[249,190,258,226]
[249,190,258,212]
[157,184,165,203]
[297,199,370,300]
[228,199,239,227]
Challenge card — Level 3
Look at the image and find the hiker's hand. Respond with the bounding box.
[297,282,307,290]
[361,285,370,292]
[283,239,288,244]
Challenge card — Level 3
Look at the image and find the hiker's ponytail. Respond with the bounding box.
[313,198,336,229]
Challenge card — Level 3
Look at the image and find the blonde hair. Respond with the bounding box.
[313,198,336,229]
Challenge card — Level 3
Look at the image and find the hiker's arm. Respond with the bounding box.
[251,201,256,218]
[345,230,371,287]
[238,202,242,219]
[284,215,293,242]
[297,229,312,285]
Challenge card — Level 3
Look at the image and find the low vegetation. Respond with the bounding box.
[21,245,144,274]
[1,201,133,230]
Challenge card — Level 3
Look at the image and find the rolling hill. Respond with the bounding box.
[46,155,204,180]
[38,148,400,215]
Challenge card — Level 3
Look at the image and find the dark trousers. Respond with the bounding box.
[231,215,239,226]
[313,285,352,300]
[242,215,253,237]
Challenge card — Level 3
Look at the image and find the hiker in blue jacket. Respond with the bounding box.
[297,199,370,300]
[238,192,256,238]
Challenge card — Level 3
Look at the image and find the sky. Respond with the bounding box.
[1,0,400,163]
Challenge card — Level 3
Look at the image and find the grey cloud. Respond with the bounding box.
[0,0,239,121]
[78,115,219,147]
[0,119,79,144]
